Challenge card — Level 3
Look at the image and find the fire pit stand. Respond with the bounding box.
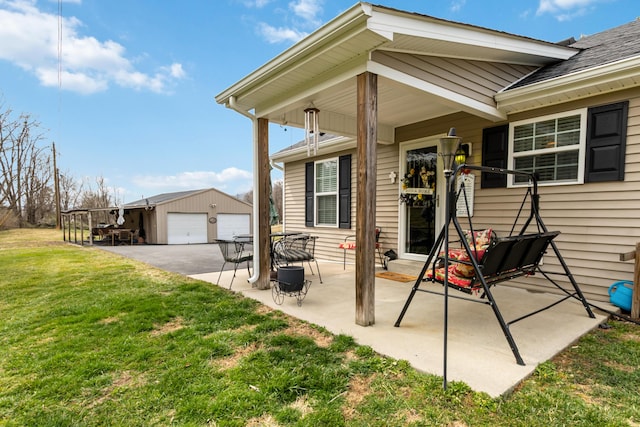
[271,266,311,306]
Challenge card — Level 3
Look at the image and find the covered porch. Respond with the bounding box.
[192,261,610,397]
[214,3,579,326]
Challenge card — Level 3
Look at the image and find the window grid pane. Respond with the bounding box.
[514,151,579,183]
[315,159,338,226]
[316,161,337,193]
[317,195,337,224]
[512,113,581,184]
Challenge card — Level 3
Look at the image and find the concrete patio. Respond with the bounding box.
[192,260,611,397]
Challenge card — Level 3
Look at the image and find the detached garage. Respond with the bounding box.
[167,213,208,244]
[123,188,252,244]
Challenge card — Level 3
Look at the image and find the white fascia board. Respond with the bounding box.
[496,55,640,112]
[366,8,577,62]
[215,3,371,105]
[368,61,507,122]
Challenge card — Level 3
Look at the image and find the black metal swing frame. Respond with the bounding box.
[394,164,595,366]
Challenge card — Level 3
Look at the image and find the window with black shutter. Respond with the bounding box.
[304,162,314,227]
[338,155,352,229]
[304,155,351,227]
[585,101,628,182]
[481,125,508,188]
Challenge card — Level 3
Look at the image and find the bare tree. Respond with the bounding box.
[0,102,53,227]
[242,189,253,204]
[78,175,117,224]
[272,179,283,224]
[58,170,83,211]
[23,145,53,224]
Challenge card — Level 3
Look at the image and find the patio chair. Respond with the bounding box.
[272,234,323,283]
[338,226,384,269]
[116,229,133,245]
[214,238,253,289]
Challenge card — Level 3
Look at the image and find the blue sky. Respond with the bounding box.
[0,0,637,203]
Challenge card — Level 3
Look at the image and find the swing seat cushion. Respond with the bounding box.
[437,228,495,278]
[428,231,561,293]
[427,265,474,289]
[464,228,494,248]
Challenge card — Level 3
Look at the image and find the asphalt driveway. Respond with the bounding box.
[98,243,230,275]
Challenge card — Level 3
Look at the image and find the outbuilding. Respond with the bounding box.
[123,188,252,244]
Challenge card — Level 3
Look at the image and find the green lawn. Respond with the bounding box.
[1,229,639,426]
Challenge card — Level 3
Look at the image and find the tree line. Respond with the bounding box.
[1,98,283,230]
[0,99,119,229]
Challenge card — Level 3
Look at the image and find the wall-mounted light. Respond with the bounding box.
[304,106,320,157]
[455,148,467,166]
[455,143,471,166]
[209,203,217,209]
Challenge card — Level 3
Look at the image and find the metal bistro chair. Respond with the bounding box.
[214,237,253,289]
[272,234,323,283]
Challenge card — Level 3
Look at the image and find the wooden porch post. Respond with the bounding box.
[620,243,640,319]
[355,71,378,326]
[256,118,271,290]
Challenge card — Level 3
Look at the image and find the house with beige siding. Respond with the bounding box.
[216,3,640,323]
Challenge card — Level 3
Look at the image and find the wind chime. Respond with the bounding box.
[304,106,320,157]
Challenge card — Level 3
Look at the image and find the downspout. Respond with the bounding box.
[270,159,284,229]
[228,96,260,284]
[269,159,283,172]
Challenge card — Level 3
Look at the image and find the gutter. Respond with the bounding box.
[228,96,260,285]
[269,159,283,172]
[495,55,640,114]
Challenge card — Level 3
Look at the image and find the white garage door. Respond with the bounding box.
[167,213,208,244]
[217,213,251,240]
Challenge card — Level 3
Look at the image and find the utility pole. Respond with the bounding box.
[53,142,61,229]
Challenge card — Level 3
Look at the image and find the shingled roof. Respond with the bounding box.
[508,19,640,90]
[124,189,207,208]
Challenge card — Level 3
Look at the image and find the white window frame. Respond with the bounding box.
[508,108,587,187]
[314,157,339,227]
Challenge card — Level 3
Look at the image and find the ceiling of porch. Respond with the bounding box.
[216,3,577,144]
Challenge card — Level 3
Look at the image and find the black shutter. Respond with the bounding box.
[481,124,508,188]
[305,162,314,227]
[338,154,352,229]
[585,101,628,183]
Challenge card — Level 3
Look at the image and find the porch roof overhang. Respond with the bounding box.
[496,55,640,115]
[215,2,577,142]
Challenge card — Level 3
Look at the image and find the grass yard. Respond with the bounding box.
[1,229,639,426]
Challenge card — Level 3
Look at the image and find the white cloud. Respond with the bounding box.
[244,0,272,7]
[0,0,186,94]
[536,0,602,20]
[289,0,322,25]
[257,22,307,44]
[450,0,466,13]
[252,0,322,44]
[132,168,254,194]
[168,63,186,79]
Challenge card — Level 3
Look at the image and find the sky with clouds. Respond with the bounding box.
[0,0,636,202]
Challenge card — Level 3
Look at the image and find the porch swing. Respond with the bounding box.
[394,164,595,366]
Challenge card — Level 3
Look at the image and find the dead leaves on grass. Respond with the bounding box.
[283,321,333,348]
[86,370,145,409]
[342,374,374,420]
[150,316,185,337]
